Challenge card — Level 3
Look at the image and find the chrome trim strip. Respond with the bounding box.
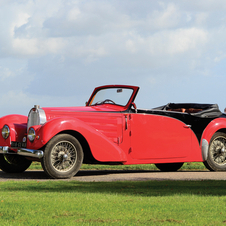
[0,146,43,159]
[201,139,209,161]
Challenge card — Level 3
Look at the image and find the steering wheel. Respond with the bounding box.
[102,99,116,104]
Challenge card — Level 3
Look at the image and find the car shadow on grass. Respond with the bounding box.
[0,171,226,197]
[0,169,218,181]
[0,169,158,181]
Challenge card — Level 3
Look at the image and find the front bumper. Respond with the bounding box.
[0,146,43,159]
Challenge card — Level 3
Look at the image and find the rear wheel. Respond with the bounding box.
[0,154,32,173]
[204,132,226,171]
[41,134,84,179]
[155,162,184,172]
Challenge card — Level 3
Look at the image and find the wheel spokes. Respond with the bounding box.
[51,141,77,172]
[210,137,226,165]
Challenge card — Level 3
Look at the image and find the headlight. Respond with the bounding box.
[28,128,36,142]
[2,125,10,139]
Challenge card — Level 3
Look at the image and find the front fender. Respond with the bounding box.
[29,117,127,162]
[0,114,27,128]
[0,115,27,146]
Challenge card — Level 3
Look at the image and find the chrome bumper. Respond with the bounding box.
[0,146,43,159]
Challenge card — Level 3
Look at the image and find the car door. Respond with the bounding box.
[129,113,192,161]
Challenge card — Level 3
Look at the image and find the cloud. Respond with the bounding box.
[0,1,215,63]
[0,0,226,116]
[125,27,208,55]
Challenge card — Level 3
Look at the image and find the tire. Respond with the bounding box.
[155,162,184,172]
[203,132,226,171]
[41,134,84,179]
[0,154,32,173]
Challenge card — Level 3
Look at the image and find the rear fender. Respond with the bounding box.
[30,117,127,162]
[201,118,226,160]
[201,118,226,143]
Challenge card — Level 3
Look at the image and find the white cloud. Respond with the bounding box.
[146,3,180,30]
[0,0,226,115]
[125,27,208,55]
[0,1,212,62]
[155,28,208,55]
[67,7,81,21]
[11,38,66,56]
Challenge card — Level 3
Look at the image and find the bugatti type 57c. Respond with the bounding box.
[0,85,225,179]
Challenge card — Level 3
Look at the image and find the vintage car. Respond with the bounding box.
[0,85,226,179]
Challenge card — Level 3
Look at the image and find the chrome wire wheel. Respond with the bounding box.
[41,134,83,179]
[51,141,77,173]
[209,136,226,165]
[204,132,226,171]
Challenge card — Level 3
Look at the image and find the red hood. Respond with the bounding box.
[42,105,126,113]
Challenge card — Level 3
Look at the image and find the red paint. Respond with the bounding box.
[0,115,27,148]
[201,118,226,143]
[1,85,225,165]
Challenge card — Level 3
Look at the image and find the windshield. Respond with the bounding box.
[89,88,134,106]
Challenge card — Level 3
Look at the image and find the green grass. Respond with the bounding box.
[29,161,207,171]
[0,180,226,225]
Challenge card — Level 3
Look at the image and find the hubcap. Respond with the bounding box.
[63,154,68,160]
[210,136,226,165]
[51,141,77,172]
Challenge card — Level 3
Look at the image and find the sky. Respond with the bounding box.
[0,0,226,116]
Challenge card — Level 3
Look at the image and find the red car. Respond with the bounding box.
[0,85,225,179]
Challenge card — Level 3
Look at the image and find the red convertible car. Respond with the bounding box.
[0,85,225,179]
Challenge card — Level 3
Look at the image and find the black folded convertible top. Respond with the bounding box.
[155,103,222,118]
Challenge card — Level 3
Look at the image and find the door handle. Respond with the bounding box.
[125,115,128,130]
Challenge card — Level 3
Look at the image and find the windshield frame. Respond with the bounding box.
[87,85,139,110]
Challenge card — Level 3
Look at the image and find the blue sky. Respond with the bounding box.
[0,0,226,116]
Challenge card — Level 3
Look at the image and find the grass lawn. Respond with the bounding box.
[0,180,226,225]
[29,161,208,171]
[0,162,217,225]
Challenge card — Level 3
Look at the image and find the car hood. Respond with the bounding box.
[42,105,126,118]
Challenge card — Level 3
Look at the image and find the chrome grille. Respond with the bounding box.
[27,105,47,131]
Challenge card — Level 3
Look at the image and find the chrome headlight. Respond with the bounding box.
[28,128,36,142]
[27,105,46,131]
[2,125,10,139]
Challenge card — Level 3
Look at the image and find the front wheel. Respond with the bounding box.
[41,134,84,179]
[0,154,32,173]
[204,132,226,171]
[155,162,184,172]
